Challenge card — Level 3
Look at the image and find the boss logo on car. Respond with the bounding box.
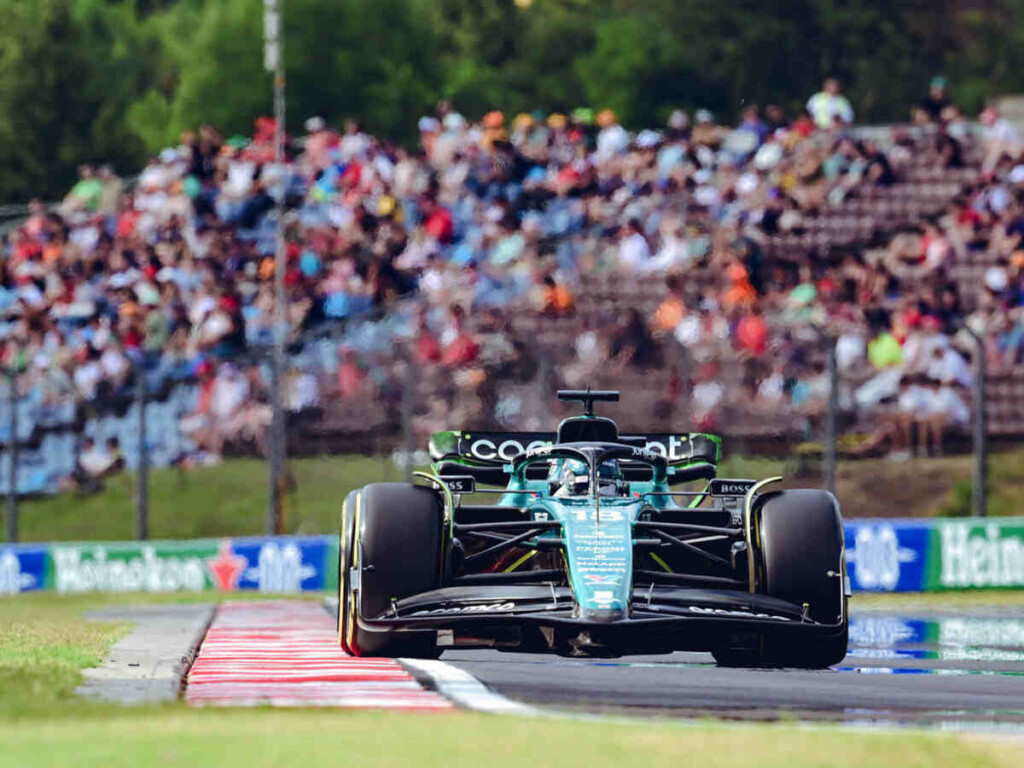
[412,602,516,616]
[709,479,756,496]
[442,476,476,494]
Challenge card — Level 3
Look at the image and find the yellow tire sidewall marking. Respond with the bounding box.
[346,491,362,651]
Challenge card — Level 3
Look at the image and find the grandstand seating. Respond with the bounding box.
[1,120,1019,494]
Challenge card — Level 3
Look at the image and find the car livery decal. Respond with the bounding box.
[540,499,640,619]
[411,602,516,617]
[686,605,792,621]
[455,433,719,465]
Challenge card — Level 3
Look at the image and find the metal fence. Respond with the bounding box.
[0,301,994,543]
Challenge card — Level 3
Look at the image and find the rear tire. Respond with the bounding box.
[341,483,443,658]
[714,489,848,669]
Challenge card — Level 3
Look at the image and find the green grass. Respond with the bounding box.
[1,593,1022,767]
[5,447,1024,544]
[0,594,130,718]
[3,455,403,543]
[723,449,1024,519]
[854,590,1024,610]
[0,593,318,718]
[0,710,1019,768]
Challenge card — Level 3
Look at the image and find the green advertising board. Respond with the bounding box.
[929,520,1024,590]
[50,540,219,593]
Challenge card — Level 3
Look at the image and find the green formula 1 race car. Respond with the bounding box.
[338,390,849,667]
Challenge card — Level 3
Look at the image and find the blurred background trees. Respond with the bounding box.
[5,0,1024,202]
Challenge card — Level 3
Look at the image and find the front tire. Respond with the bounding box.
[337,491,358,654]
[714,489,848,669]
[341,483,443,658]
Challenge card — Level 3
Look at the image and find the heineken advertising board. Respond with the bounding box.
[0,536,339,595]
[846,518,1024,592]
[4,519,1024,595]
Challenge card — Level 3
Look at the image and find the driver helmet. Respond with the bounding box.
[549,458,624,497]
[552,458,589,497]
[596,458,624,496]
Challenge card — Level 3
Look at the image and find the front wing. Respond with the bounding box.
[352,584,846,654]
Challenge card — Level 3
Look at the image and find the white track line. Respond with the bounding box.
[399,658,537,715]
[323,595,536,715]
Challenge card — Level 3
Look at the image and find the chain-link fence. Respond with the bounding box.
[0,290,994,543]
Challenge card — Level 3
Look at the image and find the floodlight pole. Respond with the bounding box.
[266,0,286,535]
[135,371,149,541]
[962,324,988,517]
[401,349,415,484]
[824,335,838,495]
[4,370,17,543]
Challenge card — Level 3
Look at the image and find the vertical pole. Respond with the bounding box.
[968,328,988,517]
[135,371,149,541]
[268,355,284,534]
[267,0,287,536]
[401,350,415,483]
[539,352,552,424]
[824,335,838,495]
[5,372,17,543]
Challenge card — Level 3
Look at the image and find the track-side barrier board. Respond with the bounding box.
[3,519,1024,595]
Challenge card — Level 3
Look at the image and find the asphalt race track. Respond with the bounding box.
[438,606,1024,727]
[303,600,1024,727]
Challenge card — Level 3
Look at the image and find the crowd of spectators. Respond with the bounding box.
[3,76,1024,481]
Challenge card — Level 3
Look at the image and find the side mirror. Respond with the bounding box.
[666,462,718,486]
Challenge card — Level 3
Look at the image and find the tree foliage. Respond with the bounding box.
[7,0,1024,202]
[0,0,156,201]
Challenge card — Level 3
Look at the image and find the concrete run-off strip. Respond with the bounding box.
[77,603,214,704]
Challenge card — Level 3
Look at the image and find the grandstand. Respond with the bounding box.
[1,102,1022,493]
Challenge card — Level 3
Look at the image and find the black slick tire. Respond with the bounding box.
[341,483,443,658]
[714,489,848,669]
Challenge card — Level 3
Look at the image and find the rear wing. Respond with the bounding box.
[429,431,720,467]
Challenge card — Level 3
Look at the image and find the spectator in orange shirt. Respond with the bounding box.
[481,111,508,151]
[541,274,574,318]
[652,273,686,334]
[721,261,757,311]
[735,305,769,356]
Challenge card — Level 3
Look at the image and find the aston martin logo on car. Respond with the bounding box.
[687,605,791,621]
[583,573,621,584]
[411,602,516,616]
